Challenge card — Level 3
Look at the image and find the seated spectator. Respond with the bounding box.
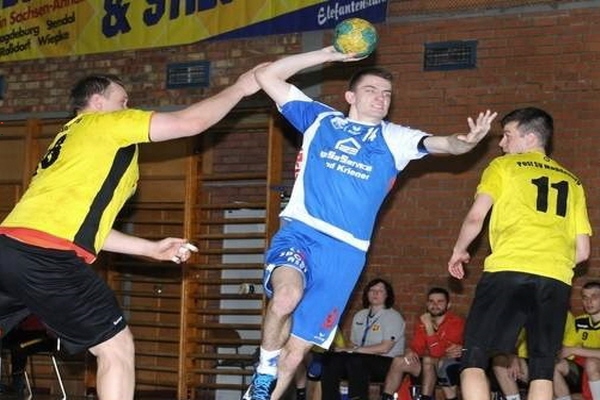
[555,282,600,400]
[321,278,405,400]
[381,287,465,400]
[491,329,529,400]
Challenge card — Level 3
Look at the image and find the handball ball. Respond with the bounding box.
[333,18,378,57]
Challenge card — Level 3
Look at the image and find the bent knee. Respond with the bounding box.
[422,356,437,367]
[269,285,303,315]
[554,359,570,376]
[90,327,135,359]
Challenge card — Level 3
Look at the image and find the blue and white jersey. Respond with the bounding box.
[280,86,430,251]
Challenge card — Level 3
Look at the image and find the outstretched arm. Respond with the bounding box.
[255,46,361,106]
[424,110,498,155]
[102,229,197,264]
[149,63,268,142]
[448,193,493,279]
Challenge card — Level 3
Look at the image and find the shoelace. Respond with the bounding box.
[252,374,274,399]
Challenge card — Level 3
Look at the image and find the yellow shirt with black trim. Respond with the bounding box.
[563,313,600,349]
[478,151,592,285]
[1,109,152,260]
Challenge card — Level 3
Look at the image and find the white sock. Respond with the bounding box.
[256,347,280,376]
[505,394,521,400]
[590,380,600,400]
[555,396,572,400]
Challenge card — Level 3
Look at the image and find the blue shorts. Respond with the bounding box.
[264,219,366,348]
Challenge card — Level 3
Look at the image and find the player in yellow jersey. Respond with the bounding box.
[555,282,600,400]
[0,68,263,400]
[448,107,592,400]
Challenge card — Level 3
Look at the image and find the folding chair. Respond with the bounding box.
[23,336,66,400]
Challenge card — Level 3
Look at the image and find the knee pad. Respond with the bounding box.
[307,354,324,380]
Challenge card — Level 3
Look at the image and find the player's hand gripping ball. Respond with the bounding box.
[333,18,378,58]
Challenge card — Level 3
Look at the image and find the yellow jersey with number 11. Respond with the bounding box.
[477,151,591,285]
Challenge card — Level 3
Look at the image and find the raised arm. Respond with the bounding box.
[424,110,498,155]
[255,46,360,106]
[148,63,267,142]
[448,193,494,279]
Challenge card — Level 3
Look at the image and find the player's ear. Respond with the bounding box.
[345,90,356,105]
[525,131,541,147]
[88,93,105,111]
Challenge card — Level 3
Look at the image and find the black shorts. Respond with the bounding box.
[461,271,570,380]
[0,235,127,354]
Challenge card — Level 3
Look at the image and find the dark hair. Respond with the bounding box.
[348,67,393,91]
[427,287,450,302]
[583,281,600,291]
[70,74,124,114]
[500,107,553,148]
[362,278,395,309]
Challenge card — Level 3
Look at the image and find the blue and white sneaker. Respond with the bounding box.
[241,372,276,400]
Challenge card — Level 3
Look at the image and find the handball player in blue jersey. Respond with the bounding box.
[243,46,497,400]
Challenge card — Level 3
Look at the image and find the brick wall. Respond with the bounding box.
[0,33,301,114]
[332,4,600,337]
[1,2,599,342]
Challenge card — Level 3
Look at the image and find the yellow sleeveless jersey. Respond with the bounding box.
[563,313,600,349]
[1,109,152,261]
[478,151,591,285]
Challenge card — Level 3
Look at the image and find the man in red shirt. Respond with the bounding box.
[380,287,465,400]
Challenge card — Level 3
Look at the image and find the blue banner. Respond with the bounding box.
[213,0,388,40]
